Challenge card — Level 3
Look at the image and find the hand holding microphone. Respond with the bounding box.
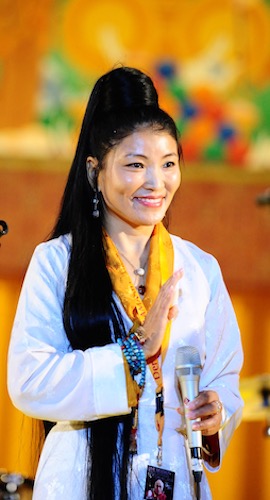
[183,390,223,437]
[175,346,203,482]
[175,346,223,493]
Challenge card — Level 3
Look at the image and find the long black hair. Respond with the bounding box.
[50,66,181,499]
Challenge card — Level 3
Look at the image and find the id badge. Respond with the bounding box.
[144,465,175,500]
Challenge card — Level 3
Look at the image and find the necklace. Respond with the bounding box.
[118,251,147,296]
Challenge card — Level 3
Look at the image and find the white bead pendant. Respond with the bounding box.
[134,267,145,277]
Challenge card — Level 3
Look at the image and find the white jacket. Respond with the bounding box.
[8,234,243,499]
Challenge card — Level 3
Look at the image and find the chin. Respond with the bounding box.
[120,208,167,227]
[138,215,165,226]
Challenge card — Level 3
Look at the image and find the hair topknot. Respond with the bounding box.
[77,66,180,162]
[92,66,159,116]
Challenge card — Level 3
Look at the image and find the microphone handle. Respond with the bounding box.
[178,373,202,449]
[179,373,203,478]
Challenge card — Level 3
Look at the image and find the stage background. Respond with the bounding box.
[1,1,270,498]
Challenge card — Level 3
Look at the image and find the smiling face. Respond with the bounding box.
[95,127,181,231]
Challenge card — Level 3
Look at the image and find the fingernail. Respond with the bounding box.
[174,269,183,278]
[184,397,190,406]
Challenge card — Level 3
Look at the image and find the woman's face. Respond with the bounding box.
[97,127,181,229]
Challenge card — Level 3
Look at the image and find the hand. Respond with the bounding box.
[178,390,223,436]
[142,269,183,359]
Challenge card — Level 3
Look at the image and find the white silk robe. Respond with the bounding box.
[7,234,243,499]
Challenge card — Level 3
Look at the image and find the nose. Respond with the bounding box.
[144,165,164,190]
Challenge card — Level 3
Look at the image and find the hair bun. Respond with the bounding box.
[94,66,159,115]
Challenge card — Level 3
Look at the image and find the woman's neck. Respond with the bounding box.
[104,214,154,262]
[104,213,157,295]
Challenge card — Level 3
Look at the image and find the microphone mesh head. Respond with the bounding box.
[175,345,201,368]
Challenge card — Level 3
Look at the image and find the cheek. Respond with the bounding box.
[120,172,140,188]
[100,170,136,190]
[168,170,181,193]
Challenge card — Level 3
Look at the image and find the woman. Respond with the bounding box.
[8,67,243,500]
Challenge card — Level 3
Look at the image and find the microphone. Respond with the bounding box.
[175,346,203,485]
[0,220,8,238]
[256,189,270,206]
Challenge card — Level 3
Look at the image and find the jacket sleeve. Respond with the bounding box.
[7,239,130,422]
[199,254,244,472]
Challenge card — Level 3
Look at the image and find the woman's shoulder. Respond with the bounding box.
[28,234,71,277]
[34,234,71,258]
[170,233,215,260]
[170,233,222,280]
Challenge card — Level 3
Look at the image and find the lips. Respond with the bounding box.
[134,196,164,207]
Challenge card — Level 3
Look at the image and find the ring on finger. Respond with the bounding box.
[214,400,222,415]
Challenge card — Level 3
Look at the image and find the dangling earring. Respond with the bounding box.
[92,188,100,218]
[86,159,100,218]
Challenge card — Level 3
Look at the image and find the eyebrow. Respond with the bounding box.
[124,152,178,159]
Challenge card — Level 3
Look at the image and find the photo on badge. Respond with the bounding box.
[144,465,175,500]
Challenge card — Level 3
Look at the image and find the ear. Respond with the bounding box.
[86,156,99,189]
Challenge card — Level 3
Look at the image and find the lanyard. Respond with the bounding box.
[147,232,172,465]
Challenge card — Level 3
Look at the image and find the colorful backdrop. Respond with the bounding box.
[1,0,270,169]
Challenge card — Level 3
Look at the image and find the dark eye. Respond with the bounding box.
[126,162,144,169]
[164,161,175,168]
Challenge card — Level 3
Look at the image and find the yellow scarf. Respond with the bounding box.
[103,222,174,464]
[103,221,174,361]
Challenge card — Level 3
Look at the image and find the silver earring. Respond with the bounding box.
[87,160,100,218]
[92,189,100,218]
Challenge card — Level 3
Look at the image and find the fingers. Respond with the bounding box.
[151,268,183,312]
[168,268,184,296]
[167,304,178,321]
[192,412,222,436]
[143,268,183,327]
[183,390,223,436]
[177,406,184,415]
[141,269,183,359]
[185,390,220,413]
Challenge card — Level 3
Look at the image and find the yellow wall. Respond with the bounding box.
[0,280,37,478]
